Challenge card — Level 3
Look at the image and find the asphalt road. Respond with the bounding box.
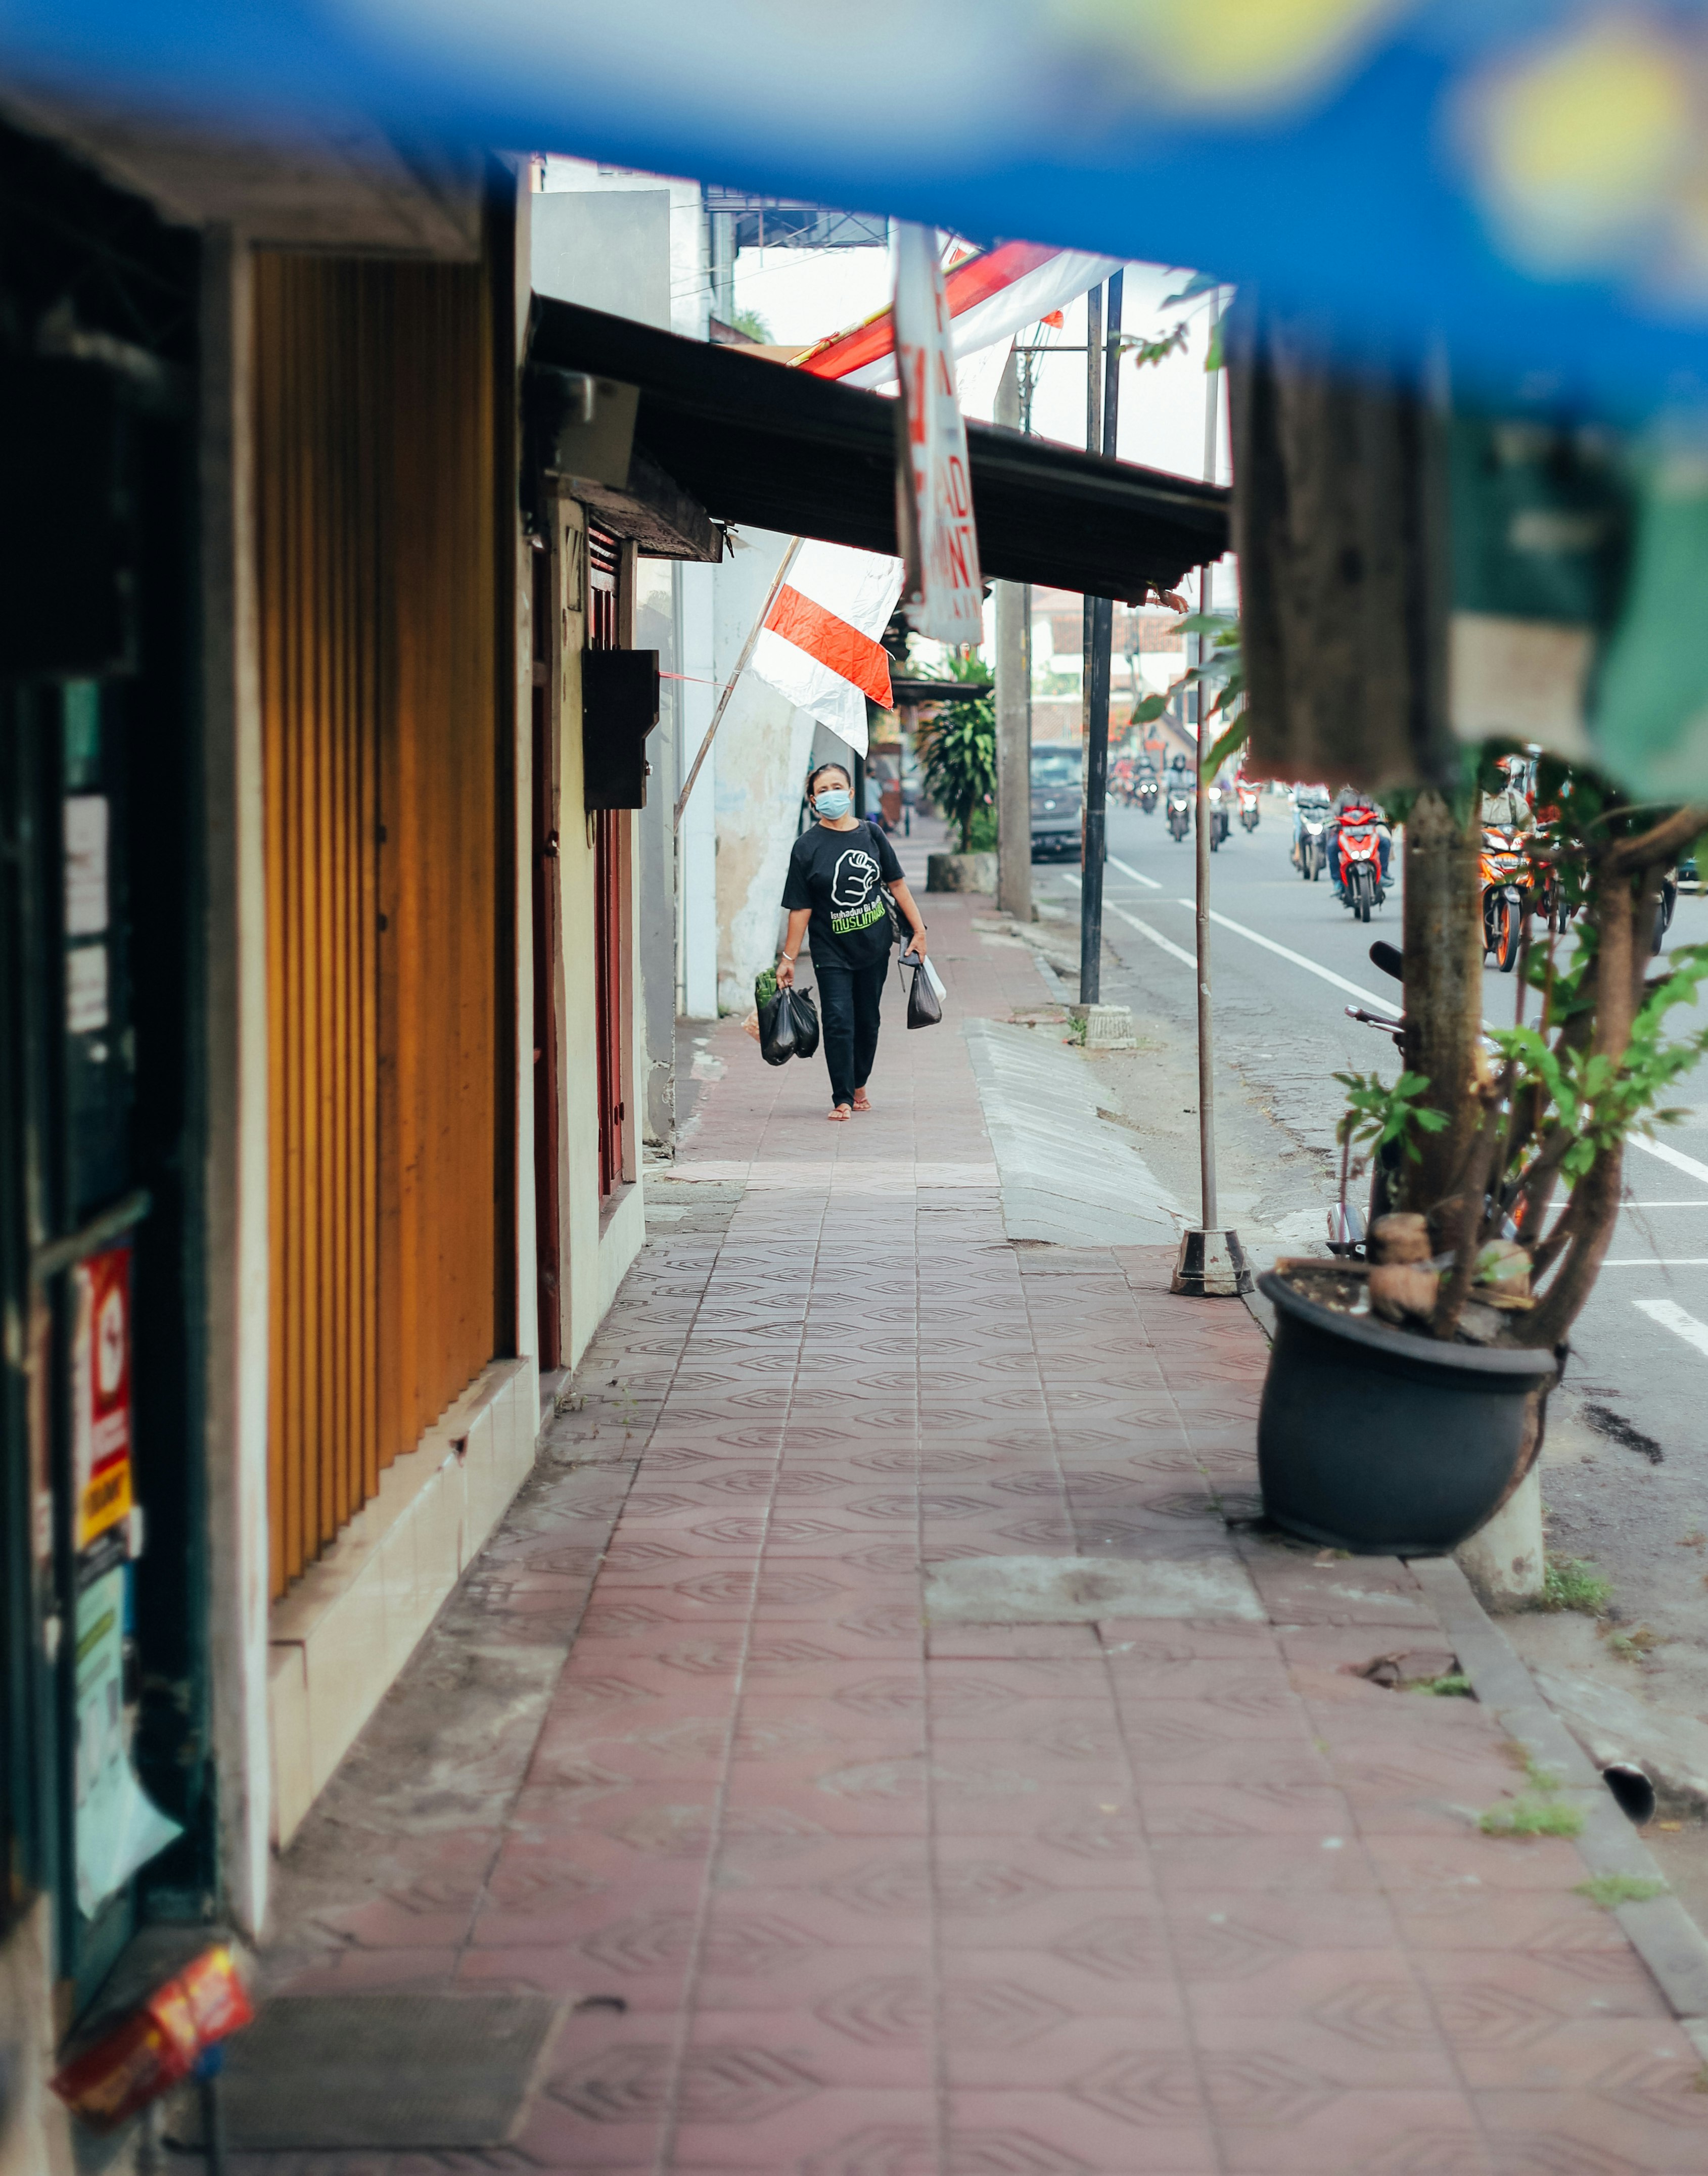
[1033,788,1708,1668]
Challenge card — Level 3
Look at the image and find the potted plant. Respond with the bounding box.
[1259,757,1708,1553]
[916,654,998,893]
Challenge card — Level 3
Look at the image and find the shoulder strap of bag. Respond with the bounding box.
[869,822,905,946]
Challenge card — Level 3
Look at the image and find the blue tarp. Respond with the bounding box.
[9,2,1708,421]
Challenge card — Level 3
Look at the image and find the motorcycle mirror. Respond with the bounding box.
[1368,940,1403,983]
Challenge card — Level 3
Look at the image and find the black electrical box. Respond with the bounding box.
[0,356,136,677]
[582,648,661,810]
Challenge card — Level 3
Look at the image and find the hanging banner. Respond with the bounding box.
[751,540,905,758]
[72,1243,133,1552]
[892,224,984,644]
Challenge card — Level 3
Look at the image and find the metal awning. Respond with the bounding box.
[525,297,1228,600]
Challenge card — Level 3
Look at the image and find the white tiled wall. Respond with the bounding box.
[268,1356,537,1847]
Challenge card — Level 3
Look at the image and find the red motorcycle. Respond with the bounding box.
[1335,802,1388,922]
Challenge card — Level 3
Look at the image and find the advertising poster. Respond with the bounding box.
[74,1562,181,1918]
[72,1243,132,1552]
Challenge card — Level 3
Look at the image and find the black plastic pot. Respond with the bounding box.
[1256,1272,1557,1555]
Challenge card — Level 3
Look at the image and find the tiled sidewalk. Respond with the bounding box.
[255,890,1708,2176]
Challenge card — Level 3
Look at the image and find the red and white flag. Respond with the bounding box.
[750,539,903,759]
[795,239,1123,391]
[893,224,983,644]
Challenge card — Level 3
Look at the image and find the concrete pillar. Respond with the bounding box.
[994,352,1032,921]
[678,563,719,1018]
[634,558,679,1149]
[198,226,272,1935]
[1455,1467,1545,1606]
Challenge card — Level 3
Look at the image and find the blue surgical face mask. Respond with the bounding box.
[814,788,852,820]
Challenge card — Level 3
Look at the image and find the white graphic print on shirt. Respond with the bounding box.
[829,848,885,936]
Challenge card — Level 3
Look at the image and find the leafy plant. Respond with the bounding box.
[914,652,997,853]
[1576,1873,1668,1909]
[1351,752,1708,1349]
[1332,1069,1449,1213]
[730,306,773,343]
[1481,1797,1584,1838]
[1542,1555,1611,1614]
[1408,1673,1473,1697]
[1121,322,1189,373]
[1335,1071,1450,1167]
[1481,1753,1584,1835]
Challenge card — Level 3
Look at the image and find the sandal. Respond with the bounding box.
[827,1103,852,1122]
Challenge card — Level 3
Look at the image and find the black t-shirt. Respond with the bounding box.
[782,819,904,970]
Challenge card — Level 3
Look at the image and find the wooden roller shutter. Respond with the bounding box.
[256,251,507,1598]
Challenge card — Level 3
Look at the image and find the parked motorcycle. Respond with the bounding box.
[1237,782,1260,832]
[1331,940,1521,1256]
[1480,826,1530,973]
[1166,781,1192,841]
[1335,802,1389,923]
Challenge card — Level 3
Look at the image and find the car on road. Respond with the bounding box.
[1030,743,1083,860]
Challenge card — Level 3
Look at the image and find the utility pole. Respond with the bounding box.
[1172,286,1251,1298]
[1079,277,1112,1004]
[994,351,1031,920]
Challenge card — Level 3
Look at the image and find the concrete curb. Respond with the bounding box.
[1411,1553,1708,2053]
[961,1016,1184,1246]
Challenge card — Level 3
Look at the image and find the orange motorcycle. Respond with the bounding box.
[1480,827,1531,973]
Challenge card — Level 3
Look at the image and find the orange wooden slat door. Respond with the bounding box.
[256,251,506,1598]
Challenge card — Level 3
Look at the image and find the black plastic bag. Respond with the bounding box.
[905,962,943,1030]
[788,986,820,1058]
[758,985,820,1065]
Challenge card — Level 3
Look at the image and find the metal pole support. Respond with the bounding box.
[1171,291,1251,1300]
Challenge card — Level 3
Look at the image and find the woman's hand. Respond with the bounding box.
[776,954,796,989]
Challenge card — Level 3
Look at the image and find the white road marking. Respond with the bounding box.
[1628,1134,1708,1187]
[1171,900,1402,1015]
[1052,872,1198,967]
[1634,1297,1708,1358]
[1061,869,1161,897]
[1105,902,1200,971]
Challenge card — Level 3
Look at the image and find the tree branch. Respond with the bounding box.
[1606,804,1708,876]
[1526,1141,1626,1348]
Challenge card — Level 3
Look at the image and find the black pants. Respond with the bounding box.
[816,956,888,1106]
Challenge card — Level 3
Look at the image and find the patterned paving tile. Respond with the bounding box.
[249,889,1705,2176]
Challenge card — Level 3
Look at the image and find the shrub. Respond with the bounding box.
[915,654,997,854]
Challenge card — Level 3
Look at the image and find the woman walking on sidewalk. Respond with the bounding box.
[777,761,928,1122]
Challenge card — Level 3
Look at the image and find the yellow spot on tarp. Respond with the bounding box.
[1466,21,1695,271]
[1044,0,1401,110]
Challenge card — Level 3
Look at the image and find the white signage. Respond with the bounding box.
[892,224,984,643]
